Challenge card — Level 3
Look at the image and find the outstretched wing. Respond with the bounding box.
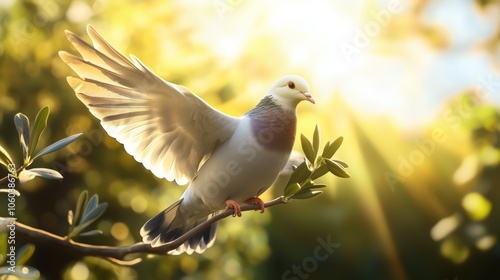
[59,25,240,185]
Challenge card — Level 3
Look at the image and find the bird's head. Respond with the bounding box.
[266,75,315,110]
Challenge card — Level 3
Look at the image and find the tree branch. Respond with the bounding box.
[7,196,286,266]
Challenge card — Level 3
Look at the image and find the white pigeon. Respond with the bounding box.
[59,25,315,255]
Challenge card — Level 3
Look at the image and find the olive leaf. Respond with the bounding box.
[322,136,343,159]
[18,168,63,184]
[325,158,350,178]
[284,182,301,197]
[285,162,312,187]
[14,113,30,163]
[282,125,350,202]
[290,189,323,200]
[312,124,320,161]
[28,106,49,159]
[301,134,315,165]
[16,244,35,266]
[67,191,107,240]
[78,230,103,237]
[0,244,40,279]
[0,145,14,169]
[32,133,82,161]
[332,159,349,168]
[310,164,328,180]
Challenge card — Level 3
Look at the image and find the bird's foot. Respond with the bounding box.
[244,197,265,213]
[225,200,242,217]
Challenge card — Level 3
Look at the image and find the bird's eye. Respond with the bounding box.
[287,81,295,89]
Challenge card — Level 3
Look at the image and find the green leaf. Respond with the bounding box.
[291,190,323,200]
[67,210,74,226]
[301,134,316,165]
[302,183,327,191]
[325,158,350,178]
[322,136,343,159]
[28,106,49,158]
[0,189,21,196]
[312,125,320,160]
[32,133,82,160]
[0,232,6,264]
[332,159,349,168]
[301,178,314,188]
[285,162,312,187]
[0,265,40,279]
[0,145,14,168]
[18,168,63,184]
[14,113,30,162]
[78,202,108,230]
[78,194,108,231]
[72,190,89,229]
[78,230,103,237]
[83,194,99,218]
[284,182,301,197]
[310,164,329,180]
[16,244,35,266]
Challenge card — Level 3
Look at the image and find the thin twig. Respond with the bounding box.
[7,196,286,266]
[0,165,27,184]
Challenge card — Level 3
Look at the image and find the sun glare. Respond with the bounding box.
[196,0,429,125]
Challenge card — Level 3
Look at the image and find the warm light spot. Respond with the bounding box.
[66,0,93,23]
[0,94,17,112]
[480,146,500,166]
[180,256,199,274]
[111,222,130,241]
[36,90,60,113]
[224,258,241,277]
[213,37,245,59]
[476,235,496,251]
[118,190,132,208]
[21,267,29,275]
[462,192,491,221]
[452,155,478,186]
[440,236,469,264]
[66,115,93,135]
[130,195,148,213]
[70,262,90,280]
[430,214,461,241]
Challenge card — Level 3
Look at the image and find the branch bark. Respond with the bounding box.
[6,196,286,265]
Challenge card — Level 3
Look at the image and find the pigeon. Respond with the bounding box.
[59,25,315,255]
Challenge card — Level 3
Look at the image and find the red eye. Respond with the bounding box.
[287,81,295,89]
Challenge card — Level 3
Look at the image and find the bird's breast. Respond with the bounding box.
[249,110,296,152]
[183,116,294,211]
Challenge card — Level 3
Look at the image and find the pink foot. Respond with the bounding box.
[225,200,242,217]
[244,197,265,213]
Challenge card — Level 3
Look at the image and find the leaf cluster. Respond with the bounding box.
[283,125,350,201]
[0,107,84,278]
[0,106,82,184]
[67,190,108,240]
[0,242,39,279]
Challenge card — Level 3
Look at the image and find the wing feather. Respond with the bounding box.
[60,25,239,185]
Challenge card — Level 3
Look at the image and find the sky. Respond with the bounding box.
[185,0,500,126]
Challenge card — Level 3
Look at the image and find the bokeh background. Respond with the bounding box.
[1,0,500,279]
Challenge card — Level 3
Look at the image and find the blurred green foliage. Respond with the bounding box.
[1,0,500,280]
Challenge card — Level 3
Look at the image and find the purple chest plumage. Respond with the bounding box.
[246,96,297,152]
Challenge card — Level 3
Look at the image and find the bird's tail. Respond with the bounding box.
[140,198,218,255]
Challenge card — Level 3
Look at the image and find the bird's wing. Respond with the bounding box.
[59,25,240,185]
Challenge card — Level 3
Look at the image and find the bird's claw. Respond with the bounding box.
[244,197,265,213]
[225,200,242,217]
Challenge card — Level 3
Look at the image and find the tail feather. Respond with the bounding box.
[140,198,218,255]
[171,213,218,255]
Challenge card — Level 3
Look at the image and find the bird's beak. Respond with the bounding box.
[302,91,315,104]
